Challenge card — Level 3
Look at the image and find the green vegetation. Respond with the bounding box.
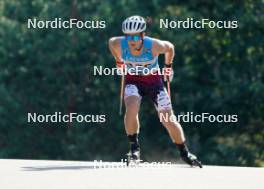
[0,0,263,166]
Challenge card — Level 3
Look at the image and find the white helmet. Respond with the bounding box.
[122,15,146,34]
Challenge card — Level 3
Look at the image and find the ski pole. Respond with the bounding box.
[167,76,171,100]
[119,73,125,116]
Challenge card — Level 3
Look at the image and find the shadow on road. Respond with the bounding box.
[22,165,97,171]
[21,162,191,171]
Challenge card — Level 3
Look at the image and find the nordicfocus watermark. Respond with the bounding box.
[93,66,170,76]
[27,18,106,29]
[27,112,106,123]
[160,18,238,29]
[160,112,238,123]
[93,160,172,169]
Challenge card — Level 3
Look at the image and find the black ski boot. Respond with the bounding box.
[126,134,141,166]
[176,143,203,168]
[180,151,202,168]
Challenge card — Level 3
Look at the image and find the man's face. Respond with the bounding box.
[126,33,144,50]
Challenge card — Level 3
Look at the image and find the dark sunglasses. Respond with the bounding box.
[126,35,141,41]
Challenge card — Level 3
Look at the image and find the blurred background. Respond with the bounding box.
[0,0,263,166]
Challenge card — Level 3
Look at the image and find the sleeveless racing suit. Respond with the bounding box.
[120,36,172,111]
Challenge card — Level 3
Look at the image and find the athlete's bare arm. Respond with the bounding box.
[108,37,123,62]
[152,38,175,65]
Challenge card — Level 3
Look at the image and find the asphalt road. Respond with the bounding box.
[1,159,263,189]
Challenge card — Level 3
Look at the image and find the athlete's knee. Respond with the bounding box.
[159,109,182,128]
[125,96,140,115]
[158,109,173,121]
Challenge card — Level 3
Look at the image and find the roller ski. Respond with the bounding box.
[126,148,141,166]
[176,143,203,168]
[180,151,203,168]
